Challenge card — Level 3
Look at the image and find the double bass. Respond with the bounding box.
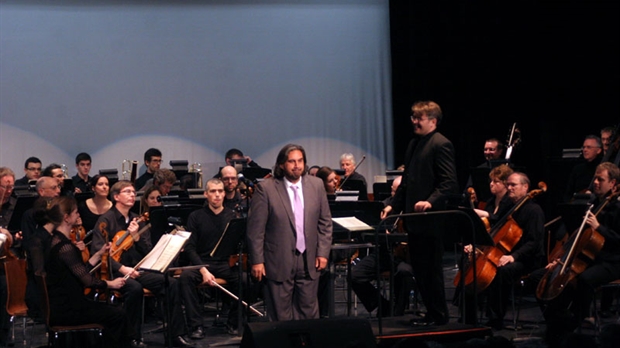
[536,190,618,301]
[454,181,547,294]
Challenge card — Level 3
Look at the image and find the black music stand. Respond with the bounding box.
[139,233,191,348]
[6,193,38,232]
[148,204,202,245]
[373,209,493,334]
[209,218,247,336]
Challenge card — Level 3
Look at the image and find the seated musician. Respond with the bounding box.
[530,162,620,347]
[0,227,15,345]
[465,172,545,330]
[219,165,250,217]
[458,164,514,324]
[42,196,132,347]
[179,178,242,339]
[90,180,193,348]
[349,175,415,317]
[339,153,368,200]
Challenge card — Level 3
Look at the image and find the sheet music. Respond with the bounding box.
[332,217,373,231]
[139,231,191,273]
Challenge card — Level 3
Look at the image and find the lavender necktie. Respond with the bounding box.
[292,185,305,253]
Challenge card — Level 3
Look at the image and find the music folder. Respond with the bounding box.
[210,218,247,259]
[7,193,38,232]
[332,217,373,232]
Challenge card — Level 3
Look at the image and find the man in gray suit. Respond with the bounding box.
[247,144,333,321]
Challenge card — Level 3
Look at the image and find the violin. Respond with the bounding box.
[536,190,618,301]
[70,225,90,263]
[87,222,113,301]
[467,187,487,210]
[110,212,150,262]
[454,182,547,294]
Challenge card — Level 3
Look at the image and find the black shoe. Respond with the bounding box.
[189,326,205,340]
[172,335,195,347]
[409,317,436,327]
[226,324,239,336]
[485,319,504,331]
[130,339,148,348]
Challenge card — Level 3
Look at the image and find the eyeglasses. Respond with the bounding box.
[44,185,60,190]
[506,182,522,188]
[120,189,137,195]
[0,185,15,190]
[581,145,600,150]
[410,115,429,122]
[27,167,42,171]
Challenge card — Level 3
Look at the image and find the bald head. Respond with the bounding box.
[219,165,238,195]
[36,176,60,198]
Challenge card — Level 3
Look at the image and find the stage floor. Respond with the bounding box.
[8,252,618,347]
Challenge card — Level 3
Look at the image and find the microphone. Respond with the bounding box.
[237,173,254,188]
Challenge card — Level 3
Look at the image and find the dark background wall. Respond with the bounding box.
[389,1,619,215]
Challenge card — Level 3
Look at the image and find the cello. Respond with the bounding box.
[535,190,618,301]
[454,181,547,294]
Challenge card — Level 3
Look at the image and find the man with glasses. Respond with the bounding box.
[0,167,17,228]
[90,180,193,347]
[219,165,249,216]
[381,100,459,327]
[135,148,163,191]
[14,157,42,187]
[483,172,545,330]
[563,134,603,202]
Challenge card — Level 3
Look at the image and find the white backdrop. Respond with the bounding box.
[0,0,393,190]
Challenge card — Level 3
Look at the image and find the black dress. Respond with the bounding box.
[45,230,131,347]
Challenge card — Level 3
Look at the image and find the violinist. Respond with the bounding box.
[479,172,545,330]
[43,196,131,347]
[139,186,162,215]
[533,162,620,347]
[339,153,368,200]
[90,180,193,347]
[316,166,339,195]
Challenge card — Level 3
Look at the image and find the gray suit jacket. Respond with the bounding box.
[247,175,332,282]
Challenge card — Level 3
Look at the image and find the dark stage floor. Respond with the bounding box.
[8,252,620,347]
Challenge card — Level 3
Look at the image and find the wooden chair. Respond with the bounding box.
[3,258,31,347]
[33,272,105,347]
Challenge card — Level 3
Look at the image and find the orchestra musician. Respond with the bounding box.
[90,180,193,348]
[219,165,249,217]
[77,174,113,233]
[71,152,93,194]
[0,227,15,346]
[463,138,506,205]
[134,148,162,191]
[456,164,514,324]
[14,157,42,187]
[42,196,132,347]
[562,135,603,202]
[530,162,620,348]
[350,175,415,317]
[339,153,368,200]
[179,178,242,339]
[479,172,545,330]
[381,101,459,327]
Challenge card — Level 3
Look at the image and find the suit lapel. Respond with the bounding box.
[275,178,296,229]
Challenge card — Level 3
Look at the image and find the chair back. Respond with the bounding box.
[33,271,51,328]
[3,258,29,316]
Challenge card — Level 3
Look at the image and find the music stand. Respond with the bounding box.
[373,209,493,334]
[149,205,202,245]
[209,218,247,335]
[241,167,271,181]
[340,179,367,201]
[7,193,38,232]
